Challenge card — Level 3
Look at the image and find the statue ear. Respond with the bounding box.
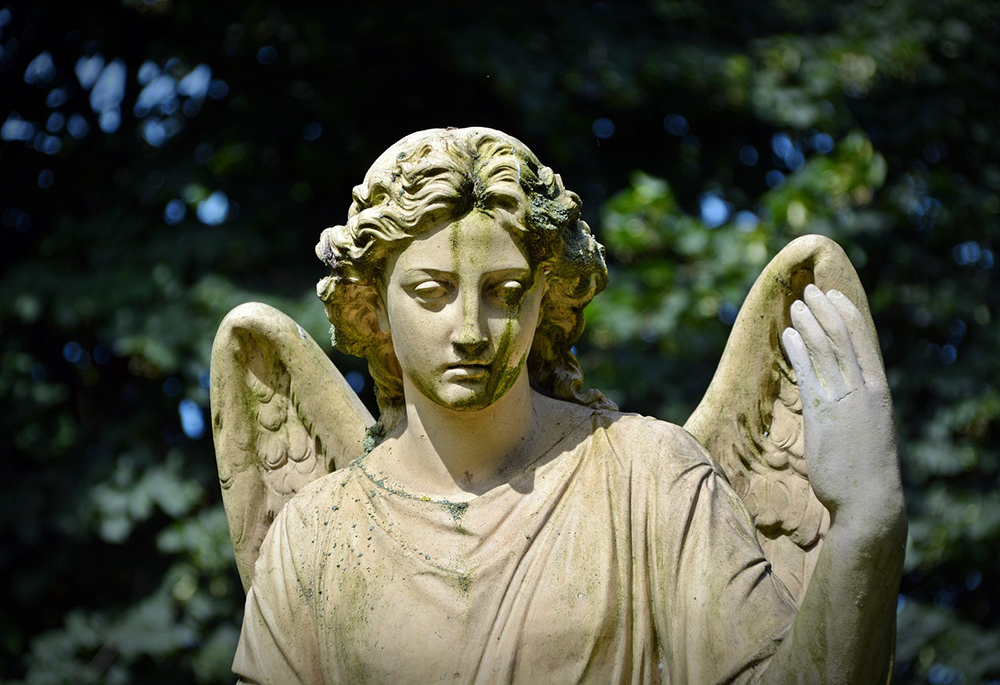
[369,290,390,337]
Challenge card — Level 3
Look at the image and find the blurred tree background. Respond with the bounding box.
[1,0,997,682]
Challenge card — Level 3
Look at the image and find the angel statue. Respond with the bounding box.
[210,127,906,684]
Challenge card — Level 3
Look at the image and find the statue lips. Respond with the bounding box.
[443,361,492,382]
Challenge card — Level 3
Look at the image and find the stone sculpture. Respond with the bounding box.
[211,127,906,683]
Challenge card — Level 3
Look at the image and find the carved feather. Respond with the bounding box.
[684,235,878,605]
[211,302,375,592]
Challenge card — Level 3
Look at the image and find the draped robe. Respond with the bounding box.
[234,410,796,684]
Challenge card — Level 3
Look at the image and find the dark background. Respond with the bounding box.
[2,1,998,682]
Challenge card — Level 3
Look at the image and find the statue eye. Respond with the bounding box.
[494,280,526,306]
[411,280,449,301]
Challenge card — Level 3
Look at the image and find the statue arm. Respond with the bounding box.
[231,499,323,684]
[760,285,906,683]
[762,506,906,682]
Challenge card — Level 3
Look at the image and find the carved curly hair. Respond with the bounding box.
[316,127,615,443]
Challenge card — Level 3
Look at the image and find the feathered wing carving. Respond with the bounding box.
[210,302,374,592]
[684,235,881,606]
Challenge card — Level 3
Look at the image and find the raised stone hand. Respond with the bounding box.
[781,284,903,535]
[760,283,906,683]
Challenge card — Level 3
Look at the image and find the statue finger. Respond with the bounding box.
[802,284,865,389]
[828,290,886,390]
[781,327,826,402]
[789,299,842,396]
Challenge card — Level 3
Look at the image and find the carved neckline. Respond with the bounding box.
[350,407,599,507]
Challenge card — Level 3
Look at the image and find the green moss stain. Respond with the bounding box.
[441,499,469,522]
[453,571,472,593]
[356,457,471,528]
[484,319,523,404]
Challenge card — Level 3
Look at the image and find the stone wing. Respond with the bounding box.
[683,235,880,605]
[210,302,374,592]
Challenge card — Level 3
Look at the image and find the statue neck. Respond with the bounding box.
[392,370,540,500]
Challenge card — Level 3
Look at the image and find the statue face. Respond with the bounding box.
[380,210,545,411]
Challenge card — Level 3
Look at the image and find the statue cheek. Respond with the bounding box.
[486,320,529,402]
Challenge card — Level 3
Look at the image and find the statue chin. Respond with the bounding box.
[409,361,528,414]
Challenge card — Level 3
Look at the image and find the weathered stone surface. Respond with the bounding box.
[213,127,906,683]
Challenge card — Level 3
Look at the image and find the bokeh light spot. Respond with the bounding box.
[98,110,121,133]
[739,145,758,166]
[45,86,69,108]
[664,114,689,137]
[89,59,126,123]
[46,112,65,133]
[31,363,46,382]
[771,132,804,170]
[66,113,89,139]
[24,51,56,86]
[811,132,834,154]
[734,210,759,232]
[718,302,738,326]
[18,216,31,232]
[142,117,181,147]
[699,192,731,228]
[178,64,211,99]
[137,60,159,86]
[164,199,186,225]
[303,122,322,141]
[1,113,35,141]
[257,45,277,65]
[940,344,957,365]
[194,143,213,165]
[196,191,229,225]
[345,370,365,394]
[75,54,105,89]
[93,344,111,365]
[592,117,615,139]
[63,341,82,363]
[163,377,182,397]
[134,74,177,117]
[952,241,981,265]
[979,248,994,269]
[208,79,229,99]
[966,570,982,591]
[38,134,61,155]
[179,399,206,439]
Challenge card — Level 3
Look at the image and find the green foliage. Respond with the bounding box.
[1,0,997,682]
[584,130,891,419]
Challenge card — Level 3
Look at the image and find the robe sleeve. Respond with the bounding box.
[232,499,324,685]
[643,424,798,684]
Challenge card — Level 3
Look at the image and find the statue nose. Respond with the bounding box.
[453,293,488,353]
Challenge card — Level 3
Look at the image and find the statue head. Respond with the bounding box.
[316,127,614,440]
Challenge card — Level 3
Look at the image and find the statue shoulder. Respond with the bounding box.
[591,409,716,475]
[275,466,357,527]
[252,467,360,580]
